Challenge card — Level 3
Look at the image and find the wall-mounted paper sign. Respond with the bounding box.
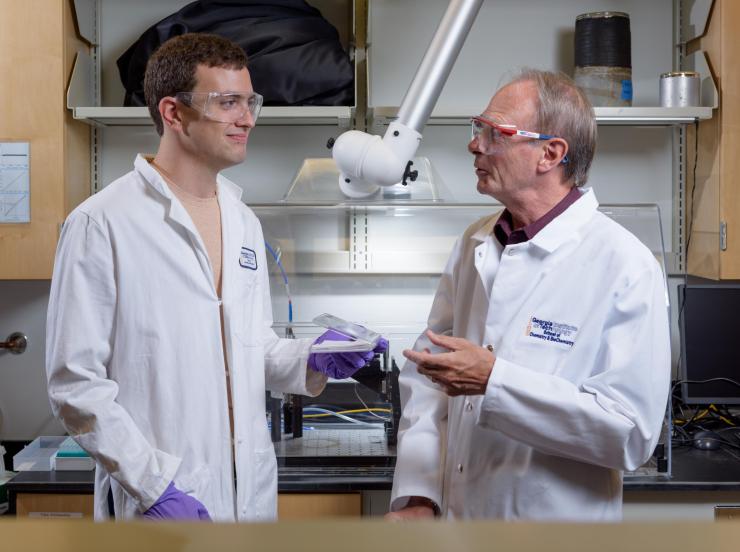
[0,142,30,223]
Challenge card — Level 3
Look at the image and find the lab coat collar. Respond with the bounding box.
[216,174,244,203]
[471,211,504,243]
[134,154,244,204]
[469,188,598,253]
[528,187,598,253]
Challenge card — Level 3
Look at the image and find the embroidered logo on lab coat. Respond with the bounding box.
[525,316,578,348]
[239,247,257,270]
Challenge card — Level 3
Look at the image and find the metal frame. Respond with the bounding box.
[69,0,718,248]
[674,0,687,275]
[68,0,357,191]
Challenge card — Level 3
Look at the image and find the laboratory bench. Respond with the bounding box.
[275,428,395,493]
[4,432,740,519]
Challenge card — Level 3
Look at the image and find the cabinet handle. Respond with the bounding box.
[0,332,27,355]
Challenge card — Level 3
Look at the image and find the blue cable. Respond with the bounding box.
[264,240,293,323]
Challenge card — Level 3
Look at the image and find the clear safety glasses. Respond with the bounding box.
[175,91,264,124]
[471,116,566,159]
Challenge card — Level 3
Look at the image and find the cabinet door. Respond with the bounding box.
[0,0,90,279]
[690,0,740,279]
[278,493,361,519]
[16,493,94,519]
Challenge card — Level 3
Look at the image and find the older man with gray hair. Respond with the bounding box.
[387,69,670,521]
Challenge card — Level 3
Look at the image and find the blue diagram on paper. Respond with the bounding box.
[0,142,30,224]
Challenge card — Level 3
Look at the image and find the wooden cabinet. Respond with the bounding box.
[278,493,362,519]
[624,490,740,521]
[0,0,90,279]
[10,490,358,520]
[688,0,740,279]
[715,505,740,520]
[15,493,94,519]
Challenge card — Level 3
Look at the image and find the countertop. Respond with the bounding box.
[625,445,740,491]
[6,430,740,495]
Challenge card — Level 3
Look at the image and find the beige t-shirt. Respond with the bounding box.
[167,185,223,295]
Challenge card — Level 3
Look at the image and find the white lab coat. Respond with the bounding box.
[46,155,326,521]
[390,188,670,521]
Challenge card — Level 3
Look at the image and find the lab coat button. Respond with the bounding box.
[465,402,473,412]
[508,249,515,256]
[457,464,463,473]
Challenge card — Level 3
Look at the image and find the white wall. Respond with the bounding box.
[0,282,65,440]
[0,0,685,440]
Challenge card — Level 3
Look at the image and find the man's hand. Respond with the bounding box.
[403,330,495,396]
[308,330,389,379]
[384,496,437,521]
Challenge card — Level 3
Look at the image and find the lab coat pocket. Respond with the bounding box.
[513,336,572,375]
[253,447,278,520]
[175,464,212,504]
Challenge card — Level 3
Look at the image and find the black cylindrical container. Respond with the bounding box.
[574,12,632,107]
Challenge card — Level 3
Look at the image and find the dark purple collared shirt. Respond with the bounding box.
[493,187,582,247]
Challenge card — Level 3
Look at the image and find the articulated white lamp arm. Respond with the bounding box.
[332,0,484,198]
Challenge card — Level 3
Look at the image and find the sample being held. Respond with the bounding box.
[308,315,388,380]
[309,313,383,353]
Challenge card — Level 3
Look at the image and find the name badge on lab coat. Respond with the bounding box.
[525,316,578,349]
[239,247,258,270]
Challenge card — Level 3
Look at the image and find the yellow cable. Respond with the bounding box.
[674,404,737,427]
[303,408,392,419]
[340,408,392,414]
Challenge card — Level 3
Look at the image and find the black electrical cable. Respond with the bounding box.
[684,120,700,260]
[670,378,740,450]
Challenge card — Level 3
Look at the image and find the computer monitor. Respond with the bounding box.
[679,282,740,405]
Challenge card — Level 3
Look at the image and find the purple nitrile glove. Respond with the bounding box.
[141,481,211,521]
[308,329,389,379]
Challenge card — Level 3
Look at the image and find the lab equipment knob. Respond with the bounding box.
[0,332,27,355]
[401,160,418,186]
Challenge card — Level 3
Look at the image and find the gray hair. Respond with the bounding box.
[507,69,597,187]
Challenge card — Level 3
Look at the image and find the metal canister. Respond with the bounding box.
[660,71,700,107]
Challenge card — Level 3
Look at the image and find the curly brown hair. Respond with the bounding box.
[144,33,248,136]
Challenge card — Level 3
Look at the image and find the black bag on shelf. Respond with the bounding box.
[117,0,354,107]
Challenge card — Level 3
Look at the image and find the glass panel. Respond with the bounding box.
[255,199,670,478]
[282,157,454,202]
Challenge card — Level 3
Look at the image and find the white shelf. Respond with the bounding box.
[70,106,353,128]
[71,104,710,129]
[592,106,713,125]
[370,106,714,128]
[68,51,353,128]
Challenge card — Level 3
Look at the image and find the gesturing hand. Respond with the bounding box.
[403,330,495,396]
